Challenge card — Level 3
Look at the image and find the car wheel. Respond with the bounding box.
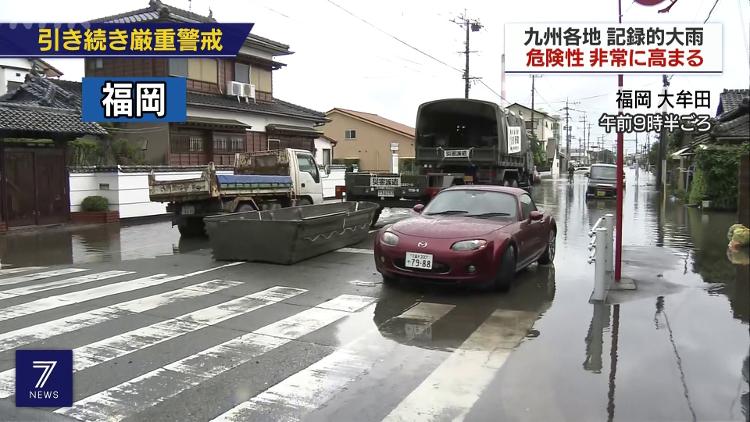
[494,246,516,291]
[538,230,556,264]
[381,273,397,285]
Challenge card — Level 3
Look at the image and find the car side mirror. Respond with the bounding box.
[413,204,425,213]
[529,210,543,221]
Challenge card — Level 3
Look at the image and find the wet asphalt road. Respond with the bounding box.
[0,168,747,422]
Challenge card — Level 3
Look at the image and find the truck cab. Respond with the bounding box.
[287,149,325,205]
[149,148,323,236]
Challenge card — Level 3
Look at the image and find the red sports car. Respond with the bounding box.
[374,186,556,290]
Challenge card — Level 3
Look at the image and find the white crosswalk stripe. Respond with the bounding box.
[0,266,46,276]
[0,268,87,287]
[211,302,455,422]
[0,270,135,300]
[0,263,243,354]
[56,294,376,421]
[0,263,241,322]
[0,286,306,398]
[381,309,537,421]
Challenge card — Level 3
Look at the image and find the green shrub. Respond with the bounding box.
[81,196,109,212]
[688,167,707,205]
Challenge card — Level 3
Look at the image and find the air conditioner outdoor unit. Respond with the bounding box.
[226,81,243,96]
[241,83,256,99]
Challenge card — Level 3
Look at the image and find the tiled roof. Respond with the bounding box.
[186,92,326,123]
[0,75,106,136]
[327,108,415,137]
[0,103,107,136]
[717,89,750,116]
[90,0,291,55]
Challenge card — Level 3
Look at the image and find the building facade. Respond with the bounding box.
[322,108,415,173]
[88,0,327,166]
[0,58,62,96]
[506,103,561,161]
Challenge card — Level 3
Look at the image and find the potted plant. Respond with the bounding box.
[71,196,119,224]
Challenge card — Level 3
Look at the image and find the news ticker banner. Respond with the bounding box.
[82,77,187,122]
[0,22,253,57]
[504,23,722,74]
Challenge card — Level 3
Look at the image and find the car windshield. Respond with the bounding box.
[590,166,616,180]
[423,190,517,218]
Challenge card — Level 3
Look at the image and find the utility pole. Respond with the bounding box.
[656,74,671,190]
[452,12,483,99]
[579,114,588,165]
[561,99,579,170]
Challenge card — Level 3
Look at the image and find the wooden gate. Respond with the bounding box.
[2,147,69,227]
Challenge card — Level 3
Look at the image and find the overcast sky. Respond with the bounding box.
[1,0,748,153]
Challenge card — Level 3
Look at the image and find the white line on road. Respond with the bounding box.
[0,266,46,276]
[0,263,243,354]
[0,268,87,287]
[0,279,243,358]
[335,247,374,255]
[381,309,537,422]
[56,294,376,422]
[0,270,135,300]
[0,286,306,398]
[0,263,242,322]
[210,301,455,422]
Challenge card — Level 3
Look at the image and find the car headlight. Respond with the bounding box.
[381,231,400,246]
[450,240,487,251]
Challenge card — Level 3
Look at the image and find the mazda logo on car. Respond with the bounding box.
[417,241,428,248]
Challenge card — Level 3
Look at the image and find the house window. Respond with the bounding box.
[189,136,204,152]
[187,58,218,83]
[234,62,250,84]
[169,59,188,77]
[321,149,331,167]
[6,81,22,93]
[213,133,246,153]
[345,130,356,140]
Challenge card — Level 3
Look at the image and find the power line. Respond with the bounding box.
[477,79,509,104]
[704,0,721,23]
[325,0,462,74]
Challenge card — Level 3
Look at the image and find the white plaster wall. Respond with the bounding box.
[70,169,232,219]
[186,106,319,132]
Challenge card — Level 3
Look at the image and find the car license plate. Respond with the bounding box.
[181,204,195,215]
[378,189,395,197]
[596,191,606,197]
[405,252,433,270]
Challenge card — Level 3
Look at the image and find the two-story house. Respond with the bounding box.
[322,108,415,173]
[87,0,327,166]
[506,103,561,164]
[0,58,62,95]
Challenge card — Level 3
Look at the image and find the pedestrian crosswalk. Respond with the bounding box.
[0,264,542,422]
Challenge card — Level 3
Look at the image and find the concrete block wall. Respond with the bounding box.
[69,166,343,218]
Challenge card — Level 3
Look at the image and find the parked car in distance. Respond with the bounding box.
[586,163,624,199]
[374,186,556,290]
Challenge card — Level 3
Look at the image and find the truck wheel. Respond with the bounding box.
[177,218,205,237]
[297,198,312,206]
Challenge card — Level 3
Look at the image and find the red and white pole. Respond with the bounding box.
[615,0,624,281]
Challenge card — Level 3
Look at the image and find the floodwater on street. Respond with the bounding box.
[0,167,747,421]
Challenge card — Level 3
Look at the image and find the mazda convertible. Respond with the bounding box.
[374,186,556,290]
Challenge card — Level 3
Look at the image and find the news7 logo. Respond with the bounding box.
[101,80,166,118]
[15,350,72,407]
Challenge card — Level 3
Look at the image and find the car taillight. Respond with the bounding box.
[335,185,346,199]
